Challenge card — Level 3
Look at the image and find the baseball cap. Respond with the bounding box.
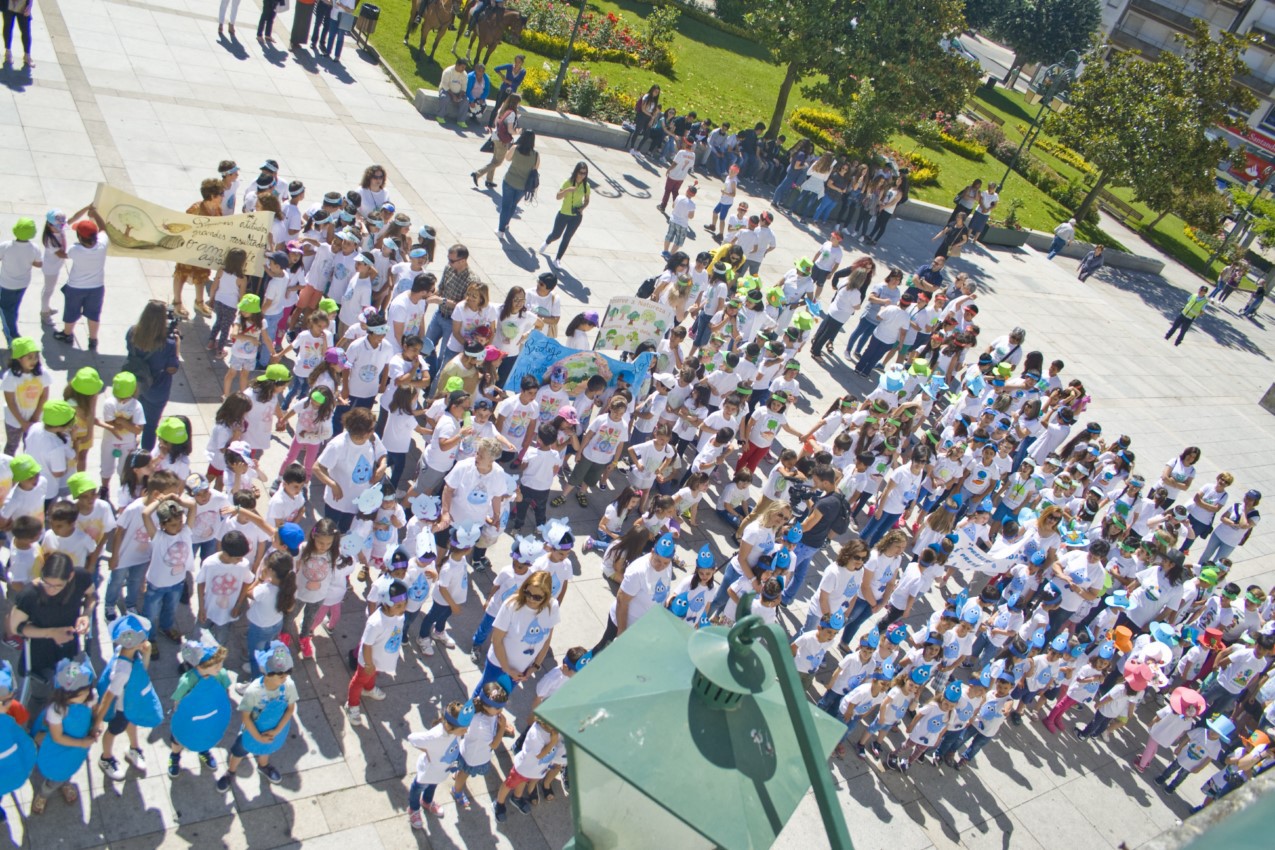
[73,220,99,240]
[278,523,306,555]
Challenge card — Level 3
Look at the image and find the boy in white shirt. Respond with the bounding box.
[662,185,697,257]
[39,500,98,570]
[513,423,562,531]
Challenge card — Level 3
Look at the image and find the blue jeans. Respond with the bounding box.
[142,581,185,637]
[282,374,309,408]
[854,335,893,375]
[423,309,451,379]
[839,597,874,645]
[417,602,453,637]
[813,196,839,222]
[258,312,282,368]
[322,503,354,533]
[783,541,819,606]
[0,286,26,343]
[1046,235,1067,260]
[961,728,994,761]
[471,612,496,652]
[408,779,437,812]
[859,510,901,548]
[793,190,819,217]
[1198,533,1236,566]
[936,728,966,758]
[105,563,147,614]
[320,18,345,58]
[772,168,798,206]
[498,182,522,232]
[246,620,283,678]
[843,316,877,356]
[311,2,332,46]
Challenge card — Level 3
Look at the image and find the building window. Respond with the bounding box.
[1261,104,1275,134]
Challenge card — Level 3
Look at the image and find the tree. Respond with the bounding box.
[963,0,1014,31]
[993,0,1100,79]
[1052,20,1256,223]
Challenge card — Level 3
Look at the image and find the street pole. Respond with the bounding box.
[998,99,1051,192]
[1209,168,1274,266]
[998,53,1079,194]
[549,0,587,108]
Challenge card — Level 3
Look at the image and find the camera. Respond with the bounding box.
[166,307,182,339]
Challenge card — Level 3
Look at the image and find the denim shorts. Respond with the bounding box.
[459,752,492,776]
[63,285,105,323]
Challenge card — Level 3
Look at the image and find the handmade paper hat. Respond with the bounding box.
[0,660,14,701]
[820,609,846,631]
[1122,660,1154,692]
[654,532,676,558]
[1169,686,1206,716]
[451,523,482,549]
[1030,627,1047,649]
[510,535,538,563]
[1104,590,1132,609]
[110,613,151,649]
[353,487,384,515]
[878,369,906,395]
[910,666,933,686]
[1049,633,1069,652]
[53,654,95,692]
[1096,640,1116,659]
[568,650,593,672]
[771,549,792,571]
[1111,625,1134,653]
[179,631,222,668]
[875,661,898,681]
[961,605,981,626]
[1199,628,1226,650]
[42,400,76,427]
[860,630,881,650]
[255,641,294,674]
[445,701,476,728]
[410,493,441,521]
[668,592,690,619]
[976,666,993,689]
[1207,715,1235,741]
[696,544,715,570]
[10,337,40,359]
[785,525,803,544]
[540,517,575,550]
[944,681,963,702]
[908,358,931,377]
[886,624,909,645]
[156,417,188,444]
[9,454,40,483]
[795,257,813,273]
[414,529,438,560]
[339,532,368,558]
[1151,621,1179,646]
[66,472,100,499]
[70,366,104,396]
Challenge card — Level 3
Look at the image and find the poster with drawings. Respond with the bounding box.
[597,296,675,354]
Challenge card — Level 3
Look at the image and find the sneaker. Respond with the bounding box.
[434,630,456,649]
[199,751,218,771]
[510,795,531,815]
[216,774,232,792]
[419,636,435,656]
[87,338,98,352]
[262,765,282,784]
[409,810,425,830]
[125,748,147,773]
[364,686,387,701]
[300,636,314,659]
[345,704,363,724]
[537,242,548,254]
[100,756,126,781]
[168,753,181,778]
[470,646,484,664]
[856,744,869,760]
[493,801,507,822]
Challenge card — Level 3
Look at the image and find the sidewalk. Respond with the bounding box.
[0,2,1273,848]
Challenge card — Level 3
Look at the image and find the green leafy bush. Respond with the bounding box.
[939,131,987,160]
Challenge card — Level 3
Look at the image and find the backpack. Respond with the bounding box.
[636,276,658,299]
[123,335,155,395]
[829,492,852,536]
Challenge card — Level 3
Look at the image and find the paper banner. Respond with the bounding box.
[92,183,273,275]
[596,296,675,354]
[505,331,654,397]
[946,527,1026,577]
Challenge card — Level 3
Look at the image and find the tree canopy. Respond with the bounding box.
[988,0,1101,71]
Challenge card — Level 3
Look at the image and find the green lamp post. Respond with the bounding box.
[535,596,852,850]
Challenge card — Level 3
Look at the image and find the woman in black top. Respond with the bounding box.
[10,554,95,680]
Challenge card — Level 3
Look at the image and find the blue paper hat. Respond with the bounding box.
[111,613,151,649]
[410,493,441,521]
[696,545,716,570]
[669,593,690,619]
[254,641,293,674]
[1002,589,1022,609]
[820,609,846,631]
[1096,640,1116,659]
[953,589,969,612]
[976,497,995,514]
[1030,551,1048,567]
[944,681,963,702]
[961,605,982,626]
[965,374,987,395]
[1039,581,1062,604]
[886,624,909,645]
[654,533,676,558]
[910,665,933,686]
[278,522,306,555]
[1030,627,1047,649]
[1017,506,1040,526]
[1049,634,1069,652]
[860,630,881,650]
[179,631,221,668]
[698,610,712,628]
[1207,715,1235,741]
[52,654,95,691]
[977,665,993,689]
[451,523,482,549]
[946,492,965,510]
[922,375,948,397]
[445,701,476,728]
[996,666,1018,684]
[771,549,792,571]
[878,369,906,394]
[875,661,898,681]
[1104,590,1132,609]
[1151,621,1179,646]
[0,660,13,700]
[925,633,944,646]
[785,525,803,544]
[568,651,592,672]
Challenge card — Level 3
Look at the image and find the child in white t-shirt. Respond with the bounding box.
[715,469,753,529]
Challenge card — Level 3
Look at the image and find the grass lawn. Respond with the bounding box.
[972,87,1218,277]
[367,0,820,132]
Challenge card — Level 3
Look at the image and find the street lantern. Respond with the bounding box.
[999,50,1082,193]
[536,599,851,850]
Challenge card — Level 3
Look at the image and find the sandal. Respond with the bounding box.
[171,301,190,319]
[576,493,589,507]
[31,794,46,814]
[451,788,472,810]
[540,781,555,802]
[551,496,567,507]
[193,302,213,318]
[60,784,78,804]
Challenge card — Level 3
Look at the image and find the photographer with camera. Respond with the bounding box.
[783,464,848,607]
[124,299,182,450]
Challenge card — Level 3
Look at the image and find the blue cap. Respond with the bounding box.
[821,609,846,631]
[977,665,993,689]
[997,667,1018,684]
[278,522,305,555]
[1029,551,1047,567]
[910,666,933,685]
[568,651,592,672]
[945,492,965,510]
[785,526,804,544]
[875,661,898,681]
[976,497,995,514]
[0,660,13,701]
[1049,634,1069,652]
[1002,590,1021,609]
[1104,590,1132,609]
[962,605,981,625]
[860,630,881,650]
[771,549,792,570]
[654,533,676,558]
[696,544,715,570]
[445,701,476,728]
[944,681,963,702]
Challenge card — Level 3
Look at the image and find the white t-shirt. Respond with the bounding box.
[520,445,561,491]
[813,240,843,273]
[668,149,696,181]
[495,396,538,447]
[582,414,629,464]
[0,239,40,289]
[444,458,510,527]
[346,336,392,399]
[146,526,194,589]
[432,555,469,605]
[489,598,561,675]
[447,303,499,354]
[526,289,561,322]
[880,465,922,514]
[74,499,117,544]
[39,529,98,569]
[64,233,108,288]
[609,556,672,626]
[670,196,695,227]
[359,607,405,676]
[316,433,386,512]
[1,369,51,428]
[196,554,254,625]
[245,581,284,628]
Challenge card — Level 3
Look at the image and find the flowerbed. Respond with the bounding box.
[510,0,673,72]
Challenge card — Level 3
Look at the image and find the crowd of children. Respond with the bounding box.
[1,161,1272,837]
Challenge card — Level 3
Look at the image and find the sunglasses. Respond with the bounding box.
[526,591,548,603]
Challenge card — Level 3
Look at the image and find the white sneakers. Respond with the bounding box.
[435,630,456,649]
[345,704,363,725]
[363,687,387,701]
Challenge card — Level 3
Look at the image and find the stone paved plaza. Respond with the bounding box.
[3,2,1275,848]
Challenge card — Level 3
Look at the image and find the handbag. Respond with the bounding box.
[480,136,495,154]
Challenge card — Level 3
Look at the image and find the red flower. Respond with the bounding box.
[607,12,618,23]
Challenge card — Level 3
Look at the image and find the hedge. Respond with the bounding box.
[517,29,675,75]
[938,131,987,161]
[790,112,844,151]
[791,107,848,132]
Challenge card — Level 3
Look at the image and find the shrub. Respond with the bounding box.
[911,166,941,186]
[714,0,749,25]
[792,107,848,132]
[790,113,843,151]
[910,118,945,148]
[967,120,1006,150]
[520,65,552,107]
[939,132,986,160]
[629,0,754,40]
[564,67,609,118]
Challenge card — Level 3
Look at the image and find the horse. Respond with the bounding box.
[404,0,459,60]
[453,2,526,66]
